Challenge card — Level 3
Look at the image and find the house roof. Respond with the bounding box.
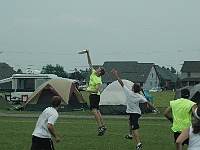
[180,77,200,82]
[154,65,177,82]
[181,61,200,72]
[0,63,16,80]
[86,61,154,83]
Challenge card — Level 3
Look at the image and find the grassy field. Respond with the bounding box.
[0,91,189,150]
[0,117,189,150]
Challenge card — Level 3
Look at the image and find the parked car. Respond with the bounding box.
[149,87,162,92]
[78,85,87,91]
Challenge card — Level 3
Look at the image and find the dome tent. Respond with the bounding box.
[99,80,153,114]
[24,78,88,111]
[0,95,11,110]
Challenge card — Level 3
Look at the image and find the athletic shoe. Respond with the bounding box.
[98,126,107,136]
[125,135,132,140]
[136,143,143,150]
[102,126,107,131]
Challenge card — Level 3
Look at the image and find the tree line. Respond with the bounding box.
[16,64,89,82]
[16,64,179,88]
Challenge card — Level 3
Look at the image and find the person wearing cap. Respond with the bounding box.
[176,107,200,150]
[164,88,198,149]
[31,96,61,150]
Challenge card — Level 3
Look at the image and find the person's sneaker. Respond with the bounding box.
[125,135,132,140]
[98,126,107,136]
[102,126,107,131]
[136,143,143,150]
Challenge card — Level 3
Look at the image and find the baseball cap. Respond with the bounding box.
[181,88,190,98]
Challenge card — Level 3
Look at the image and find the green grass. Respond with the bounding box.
[1,91,184,150]
[0,117,188,150]
[149,91,175,107]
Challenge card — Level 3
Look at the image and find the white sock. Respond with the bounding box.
[128,134,132,137]
[137,143,142,146]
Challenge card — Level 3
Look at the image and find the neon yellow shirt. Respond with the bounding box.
[170,98,196,132]
[87,69,102,95]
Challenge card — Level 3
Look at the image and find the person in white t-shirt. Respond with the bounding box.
[112,69,159,150]
[176,107,200,150]
[31,96,61,150]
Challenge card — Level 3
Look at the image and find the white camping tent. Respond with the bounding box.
[99,80,150,114]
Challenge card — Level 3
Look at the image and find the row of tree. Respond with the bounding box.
[16,64,89,81]
[16,64,179,88]
[41,64,90,81]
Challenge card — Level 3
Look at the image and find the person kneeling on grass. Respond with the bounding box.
[31,96,61,150]
[112,69,159,150]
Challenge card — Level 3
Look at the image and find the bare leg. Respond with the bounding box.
[129,121,133,135]
[97,109,104,125]
[92,108,103,126]
[124,121,133,140]
[133,130,140,144]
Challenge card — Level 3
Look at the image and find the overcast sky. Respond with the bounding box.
[0,0,200,73]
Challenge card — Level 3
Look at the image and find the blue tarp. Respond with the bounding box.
[144,91,154,110]
[144,91,153,103]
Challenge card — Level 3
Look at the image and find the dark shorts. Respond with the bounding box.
[89,94,100,110]
[129,113,141,130]
[174,132,189,145]
[31,135,54,150]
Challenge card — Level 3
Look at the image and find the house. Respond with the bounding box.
[85,61,160,91]
[0,63,16,89]
[154,65,177,90]
[180,61,200,87]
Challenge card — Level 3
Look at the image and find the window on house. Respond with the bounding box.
[187,72,191,77]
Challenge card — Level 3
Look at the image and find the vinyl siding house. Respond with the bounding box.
[85,61,160,91]
[180,61,200,87]
[154,65,177,90]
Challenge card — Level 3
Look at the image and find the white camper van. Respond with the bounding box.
[0,70,58,102]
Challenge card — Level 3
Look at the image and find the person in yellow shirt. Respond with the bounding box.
[82,50,106,136]
[164,88,197,149]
